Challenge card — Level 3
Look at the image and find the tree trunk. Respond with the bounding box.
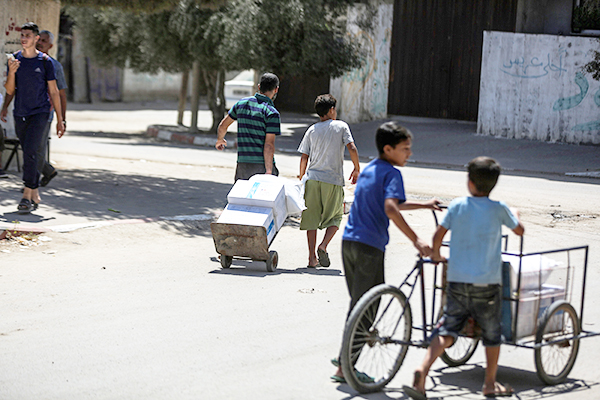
[189,61,202,133]
[202,68,226,135]
[177,70,189,126]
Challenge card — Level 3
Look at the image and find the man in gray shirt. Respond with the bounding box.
[297,94,360,268]
[36,29,67,186]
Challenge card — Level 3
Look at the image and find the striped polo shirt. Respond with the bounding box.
[229,92,281,164]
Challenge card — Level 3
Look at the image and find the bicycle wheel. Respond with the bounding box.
[436,307,479,367]
[534,301,580,385]
[340,284,412,393]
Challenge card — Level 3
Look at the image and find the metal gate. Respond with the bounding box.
[388,0,518,120]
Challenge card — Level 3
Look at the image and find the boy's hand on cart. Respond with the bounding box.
[426,199,443,211]
[431,251,447,263]
[413,237,433,257]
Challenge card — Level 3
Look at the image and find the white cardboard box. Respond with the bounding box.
[227,180,287,231]
[513,284,565,340]
[502,254,562,290]
[216,204,276,244]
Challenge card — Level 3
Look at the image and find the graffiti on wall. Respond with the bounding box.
[500,48,567,79]
[554,72,600,131]
[337,4,392,122]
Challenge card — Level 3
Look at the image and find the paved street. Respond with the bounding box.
[0,102,599,399]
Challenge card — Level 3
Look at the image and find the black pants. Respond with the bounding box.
[234,162,279,182]
[36,117,56,179]
[15,113,49,189]
[342,240,385,315]
[339,240,385,364]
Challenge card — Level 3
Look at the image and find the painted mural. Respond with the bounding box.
[478,31,600,145]
[330,2,393,124]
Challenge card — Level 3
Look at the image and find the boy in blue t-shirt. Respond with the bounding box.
[332,121,440,382]
[403,156,524,400]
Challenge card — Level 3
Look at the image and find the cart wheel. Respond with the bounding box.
[436,306,479,367]
[534,300,580,385]
[220,255,233,269]
[266,251,278,272]
[341,284,412,393]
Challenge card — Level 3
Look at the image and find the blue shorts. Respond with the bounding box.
[436,282,502,347]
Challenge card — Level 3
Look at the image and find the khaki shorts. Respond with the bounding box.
[300,180,344,230]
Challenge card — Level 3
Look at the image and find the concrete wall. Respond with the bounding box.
[516,0,573,35]
[1,0,61,139]
[122,69,184,102]
[477,31,600,145]
[330,0,393,124]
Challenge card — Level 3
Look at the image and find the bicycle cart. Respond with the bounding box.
[211,223,279,272]
[339,212,598,394]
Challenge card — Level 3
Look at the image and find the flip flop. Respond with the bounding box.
[330,370,374,384]
[403,385,427,400]
[17,198,32,214]
[317,248,330,267]
[484,382,514,398]
[330,358,339,367]
[32,201,39,211]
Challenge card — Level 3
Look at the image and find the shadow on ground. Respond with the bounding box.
[328,362,597,399]
[0,168,231,238]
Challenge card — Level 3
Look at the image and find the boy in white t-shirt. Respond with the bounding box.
[297,94,360,268]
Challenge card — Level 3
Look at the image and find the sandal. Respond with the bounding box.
[17,198,33,214]
[484,382,514,398]
[330,369,374,384]
[402,370,427,400]
[317,248,330,267]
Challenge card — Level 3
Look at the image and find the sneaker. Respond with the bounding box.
[0,169,8,178]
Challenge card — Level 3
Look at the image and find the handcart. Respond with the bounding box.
[211,223,279,272]
[338,209,599,394]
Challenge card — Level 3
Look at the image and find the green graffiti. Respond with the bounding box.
[572,120,600,131]
[553,72,589,111]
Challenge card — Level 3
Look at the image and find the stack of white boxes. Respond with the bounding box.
[216,179,288,245]
[502,254,565,339]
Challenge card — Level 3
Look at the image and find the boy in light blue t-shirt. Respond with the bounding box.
[404,156,525,400]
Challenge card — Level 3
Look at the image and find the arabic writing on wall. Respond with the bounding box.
[500,48,567,79]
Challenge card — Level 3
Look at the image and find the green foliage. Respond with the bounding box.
[68,0,368,77]
[572,0,600,32]
[584,38,600,81]
[61,0,224,13]
[218,0,365,78]
[67,6,194,73]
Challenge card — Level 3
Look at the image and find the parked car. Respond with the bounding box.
[224,70,255,109]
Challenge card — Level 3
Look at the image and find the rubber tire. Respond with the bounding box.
[340,284,412,393]
[220,255,233,269]
[534,301,580,385]
[436,307,479,367]
[266,251,278,272]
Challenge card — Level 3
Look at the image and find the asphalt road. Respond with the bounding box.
[0,102,599,400]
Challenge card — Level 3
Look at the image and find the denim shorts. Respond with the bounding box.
[436,282,502,347]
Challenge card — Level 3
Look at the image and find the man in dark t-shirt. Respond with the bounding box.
[2,22,64,214]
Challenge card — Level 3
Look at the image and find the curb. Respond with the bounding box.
[0,214,216,239]
[146,125,237,148]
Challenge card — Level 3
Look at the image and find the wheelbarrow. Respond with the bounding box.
[210,223,279,272]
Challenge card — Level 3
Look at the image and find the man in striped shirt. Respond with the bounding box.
[216,72,281,181]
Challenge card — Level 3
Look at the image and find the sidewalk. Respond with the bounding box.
[148,112,600,178]
[2,102,599,238]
